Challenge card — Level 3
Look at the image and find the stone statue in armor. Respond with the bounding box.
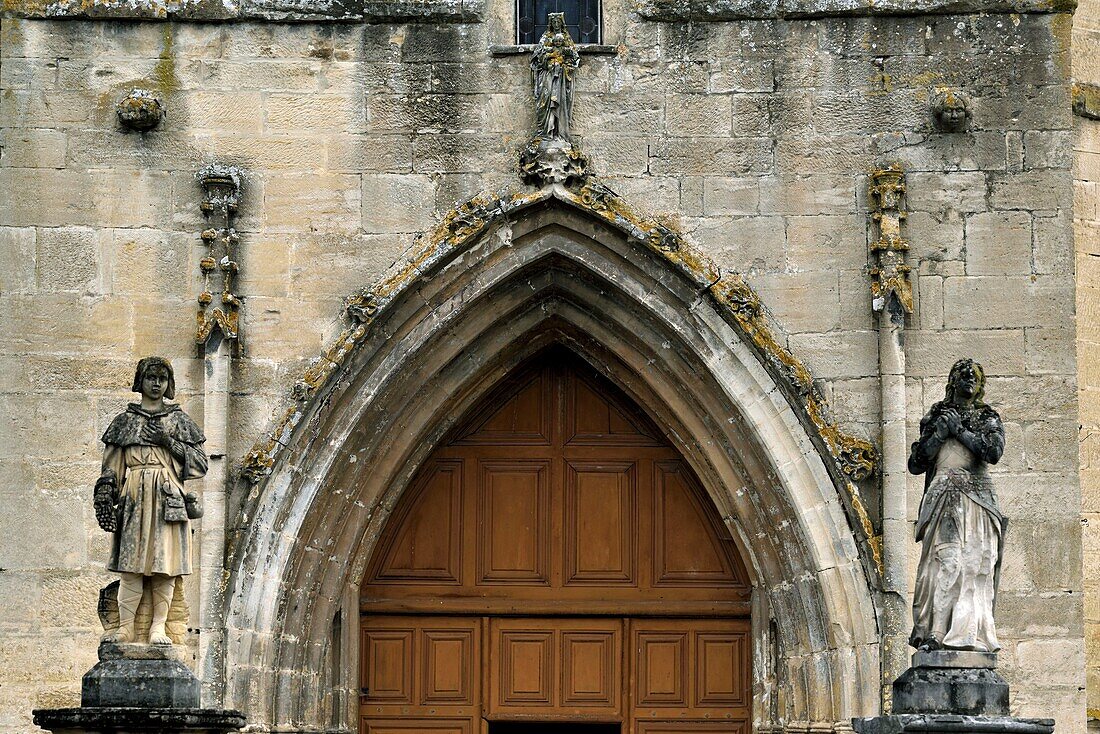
[94,357,207,645]
[908,358,1006,653]
[531,12,580,141]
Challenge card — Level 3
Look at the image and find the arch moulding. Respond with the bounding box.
[223,178,884,733]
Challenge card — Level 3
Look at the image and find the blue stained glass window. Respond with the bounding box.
[517,0,601,44]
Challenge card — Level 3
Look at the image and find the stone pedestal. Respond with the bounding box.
[893,650,1008,716]
[81,642,200,708]
[854,651,1055,734]
[33,642,244,734]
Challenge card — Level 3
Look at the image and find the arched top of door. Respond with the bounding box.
[360,348,753,616]
[223,188,883,730]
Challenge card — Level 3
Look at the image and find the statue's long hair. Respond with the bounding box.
[131,356,176,400]
[943,358,986,408]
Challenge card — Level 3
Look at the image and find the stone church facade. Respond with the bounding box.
[0,0,1097,729]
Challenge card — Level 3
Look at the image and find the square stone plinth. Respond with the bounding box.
[893,665,1009,716]
[81,642,200,709]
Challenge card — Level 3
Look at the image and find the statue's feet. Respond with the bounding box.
[149,628,173,646]
[918,638,943,652]
[103,626,134,644]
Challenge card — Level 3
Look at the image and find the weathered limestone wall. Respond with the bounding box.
[1073,0,1100,729]
[0,2,1085,732]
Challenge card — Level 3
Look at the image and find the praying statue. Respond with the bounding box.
[94,357,207,645]
[531,12,580,141]
[908,358,1006,653]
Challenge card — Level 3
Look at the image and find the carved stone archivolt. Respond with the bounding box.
[242,192,879,563]
[196,164,244,347]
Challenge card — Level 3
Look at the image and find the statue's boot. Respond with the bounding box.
[148,575,175,646]
[105,573,142,643]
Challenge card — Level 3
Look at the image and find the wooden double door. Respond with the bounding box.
[360,350,752,734]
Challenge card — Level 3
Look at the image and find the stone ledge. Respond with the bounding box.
[2,0,483,21]
[634,0,1076,21]
[33,707,246,734]
[490,43,619,55]
[852,715,1055,733]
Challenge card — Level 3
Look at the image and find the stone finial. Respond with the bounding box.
[196,164,245,346]
[930,87,972,132]
[868,166,913,322]
[116,89,165,132]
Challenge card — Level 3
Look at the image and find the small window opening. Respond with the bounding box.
[517,0,601,45]
[490,724,619,734]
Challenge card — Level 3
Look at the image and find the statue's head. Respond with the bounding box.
[546,12,566,33]
[931,88,972,132]
[944,358,985,406]
[132,356,176,401]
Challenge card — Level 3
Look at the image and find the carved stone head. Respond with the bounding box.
[931,88,972,132]
[547,11,566,33]
[116,89,165,132]
[132,356,176,400]
[944,358,986,406]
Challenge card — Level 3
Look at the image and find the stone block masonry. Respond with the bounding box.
[0,0,1089,730]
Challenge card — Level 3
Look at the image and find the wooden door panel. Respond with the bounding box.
[370,461,463,585]
[361,629,414,703]
[561,630,619,709]
[565,372,662,446]
[489,618,623,716]
[421,627,477,705]
[653,463,742,587]
[495,628,555,708]
[694,632,749,707]
[361,353,752,731]
[564,461,637,586]
[477,460,551,585]
[361,617,480,714]
[635,722,750,734]
[631,619,751,719]
[362,718,473,734]
[634,632,688,706]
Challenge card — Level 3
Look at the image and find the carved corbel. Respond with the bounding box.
[868,166,913,323]
[196,164,244,348]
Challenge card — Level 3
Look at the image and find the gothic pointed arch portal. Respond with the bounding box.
[224,194,882,733]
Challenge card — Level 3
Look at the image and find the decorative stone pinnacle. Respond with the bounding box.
[196,164,245,347]
[868,166,913,321]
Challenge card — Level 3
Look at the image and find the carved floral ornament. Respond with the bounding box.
[240,21,881,564]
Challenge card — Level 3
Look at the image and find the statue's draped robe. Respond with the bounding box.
[532,42,578,140]
[101,404,207,577]
[909,407,1005,652]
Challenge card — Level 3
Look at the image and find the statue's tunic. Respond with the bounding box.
[101,404,207,577]
[911,432,1005,652]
